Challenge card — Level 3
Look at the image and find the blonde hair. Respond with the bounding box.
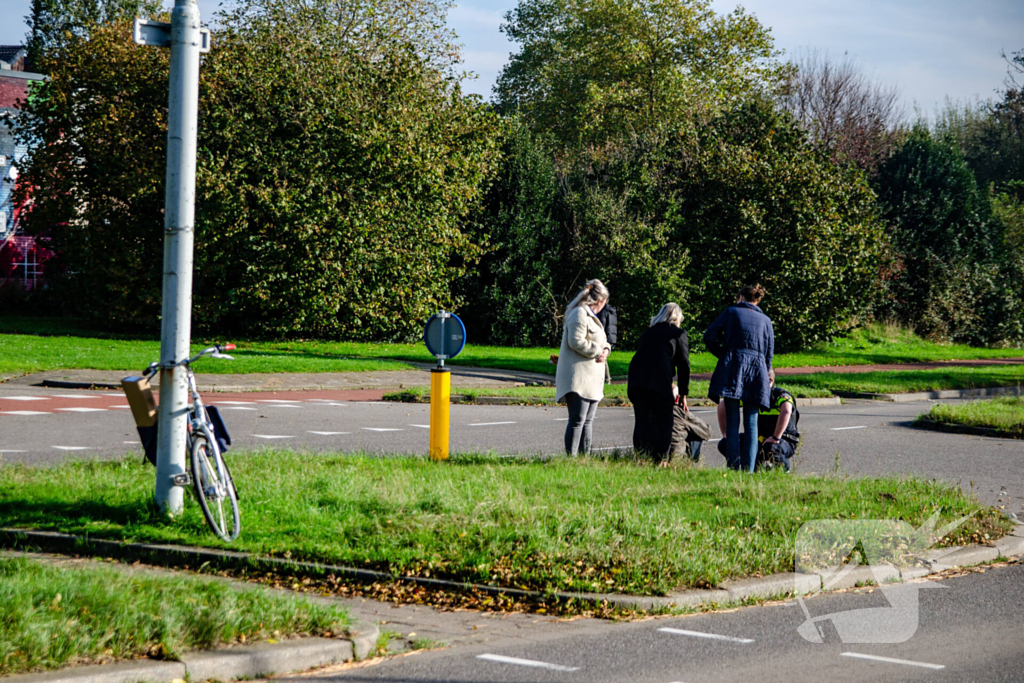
[567,279,609,312]
[650,302,683,327]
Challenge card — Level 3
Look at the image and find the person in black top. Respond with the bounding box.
[627,303,690,464]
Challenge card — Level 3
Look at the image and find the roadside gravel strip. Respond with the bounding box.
[3,523,1023,613]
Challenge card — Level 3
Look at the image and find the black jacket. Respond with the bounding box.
[597,304,618,347]
[627,322,690,397]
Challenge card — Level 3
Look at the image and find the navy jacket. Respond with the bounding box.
[703,302,774,409]
[627,322,689,398]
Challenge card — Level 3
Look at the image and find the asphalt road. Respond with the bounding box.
[319,562,1024,683]
[1,385,1020,513]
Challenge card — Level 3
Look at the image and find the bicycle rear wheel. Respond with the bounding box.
[191,434,240,541]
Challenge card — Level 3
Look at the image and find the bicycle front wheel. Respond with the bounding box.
[191,434,240,542]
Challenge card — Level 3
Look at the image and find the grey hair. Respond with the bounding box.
[651,302,683,327]
[567,279,609,312]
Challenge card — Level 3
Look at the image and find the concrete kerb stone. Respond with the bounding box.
[181,637,353,682]
[994,534,1024,559]
[835,385,1024,403]
[720,572,821,602]
[5,659,186,683]
[815,564,900,591]
[922,543,1001,572]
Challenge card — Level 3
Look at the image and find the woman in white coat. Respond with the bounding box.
[555,279,611,455]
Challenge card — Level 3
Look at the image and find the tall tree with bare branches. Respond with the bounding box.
[779,49,905,173]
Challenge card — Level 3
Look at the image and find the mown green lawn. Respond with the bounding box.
[0,453,1007,597]
[0,556,349,676]
[918,397,1024,437]
[2,317,1023,378]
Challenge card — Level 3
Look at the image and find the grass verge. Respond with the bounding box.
[0,556,349,676]
[2,317,1022,378]
[917,397,1024,438]
[0,453,1007,598]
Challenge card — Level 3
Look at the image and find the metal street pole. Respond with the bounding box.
[150,0,204,514]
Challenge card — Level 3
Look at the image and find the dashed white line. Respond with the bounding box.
[52,394,100,399]
[554,417,569,421]
[0,396,49,401]
[468,421,517,427]
[362,428,403,432]
[0,411,52,416]
[252,434,294,440]
[110,405,133,409]
[591,446,631,451]
[325,403,348,407]
[56,407,107,413]
[840,652,944,670]
[53,446,90,451]
[831,426,868,431]
[0,450,27,453]
[658,627,754,643]
[221,407,257,411]
[308,431,351,435]
[476,654,580,672]
[123,441,141,444]
[256,399,303,404]
[214,401,257,406]
[408,424,430,429]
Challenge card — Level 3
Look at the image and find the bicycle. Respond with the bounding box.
[135,344,241,542]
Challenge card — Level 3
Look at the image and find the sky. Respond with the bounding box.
[1,0,1022,115]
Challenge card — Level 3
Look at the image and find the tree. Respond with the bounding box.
[872,129,1004,341]
[24,0,161,71]
[13,0,502,339]
[494,0,788,149]
[664,101,888,350]
[778,49,905,174]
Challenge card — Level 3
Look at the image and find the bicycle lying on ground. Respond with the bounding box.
[126,344,240,541]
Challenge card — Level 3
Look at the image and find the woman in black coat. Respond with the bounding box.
[703,284,774,472]
[627,303,690,463]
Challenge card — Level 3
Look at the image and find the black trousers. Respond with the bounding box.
[629,387,675,460]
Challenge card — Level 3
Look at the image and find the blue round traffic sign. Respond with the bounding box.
[424,312,466,360]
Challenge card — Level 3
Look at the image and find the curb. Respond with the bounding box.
[383,394,841,408]
[2,523,1021,615]
[914,419,1022,440]
[835,385,1024,403]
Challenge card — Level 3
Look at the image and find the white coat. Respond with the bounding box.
[555,305,610,403]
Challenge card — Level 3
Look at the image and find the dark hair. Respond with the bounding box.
[738,284,766,304]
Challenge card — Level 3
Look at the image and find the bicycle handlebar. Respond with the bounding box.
[144,344,236,374]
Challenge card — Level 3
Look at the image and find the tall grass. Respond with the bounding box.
[0,453,1006,597]
[0,557,349,676]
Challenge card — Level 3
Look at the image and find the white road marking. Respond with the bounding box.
[1,410,53,416]
[658,627,754,643]
[124,441,141,444]
[554,417,569,421]
[252,434,294,439]
[110,405,133,409]
[840,652,944,670]
[468,421,517,427]
[271,404,302,409]
[0,450,27,453]
[52,394,100,399]
[325,403,348,407]
[56,407,107,413]
[363,427,402,432]
[257,399,302,404]
[308,431,351,435]
[831,426,868,431]
[214,401,257,406]
[476,654,580,672]
[707,438,722,443]
[0,396,49,401]
[408,424,430,429]
[591,446,631,451]
[222,407,258,411]
[53,446,90,451]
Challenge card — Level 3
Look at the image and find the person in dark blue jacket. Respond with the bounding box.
[703,284,774,472]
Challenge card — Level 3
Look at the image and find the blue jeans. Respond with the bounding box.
[724,398,758,472]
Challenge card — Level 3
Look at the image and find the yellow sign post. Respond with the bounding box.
[423,310,465,462]
[429,368,451,460]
